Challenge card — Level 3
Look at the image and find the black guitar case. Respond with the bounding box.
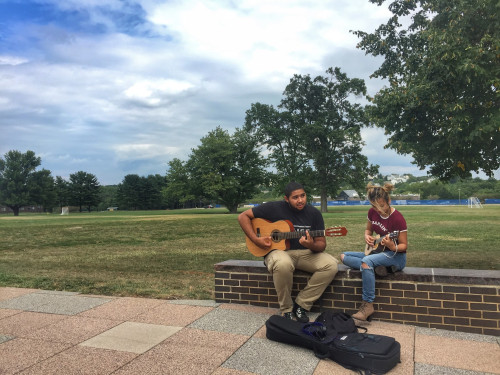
[265,314,401,374]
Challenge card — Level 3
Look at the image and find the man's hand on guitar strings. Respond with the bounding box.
[255,236,272,250]
[299,230,314,248]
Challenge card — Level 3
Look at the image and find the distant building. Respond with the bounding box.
[337,190,360,201]
[386,174,410,185]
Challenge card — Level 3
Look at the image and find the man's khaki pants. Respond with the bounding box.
[264,249,338,312]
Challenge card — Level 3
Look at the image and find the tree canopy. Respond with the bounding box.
[0,150,50,216]
[69,171,101,212]
[117,174,166,210]
[29,168,56,212]
[55,176,70,209]
[353,0,499,180]
[186,126,268,213]
[245,67,375,212]
[164,158,196,209]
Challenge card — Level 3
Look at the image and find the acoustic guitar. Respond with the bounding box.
[364,231,400,255]
[246,218,348,257]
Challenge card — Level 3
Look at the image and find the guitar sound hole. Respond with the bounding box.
[271,231,280,242]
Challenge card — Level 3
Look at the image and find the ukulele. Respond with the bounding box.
[364,231,400,255]
[246,218,347,257]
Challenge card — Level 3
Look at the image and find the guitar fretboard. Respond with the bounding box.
[271,230,325,241]
[373,231,399,247]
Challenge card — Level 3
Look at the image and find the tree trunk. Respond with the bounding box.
[227,203,238,214]
[13,206,20,216]
[320,190,328,213]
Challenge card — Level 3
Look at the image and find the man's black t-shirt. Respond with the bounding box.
[252,201,325,250]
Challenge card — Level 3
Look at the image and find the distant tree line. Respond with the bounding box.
[116,174,166,210]
[1,149,498,216]
[393,176,500,201]
[0,150,102,216]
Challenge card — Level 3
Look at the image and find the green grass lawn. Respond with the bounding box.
[1,205,498,300]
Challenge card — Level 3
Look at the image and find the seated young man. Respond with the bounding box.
[238,181,338,322]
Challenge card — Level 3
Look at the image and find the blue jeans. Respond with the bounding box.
[341,251,406,303]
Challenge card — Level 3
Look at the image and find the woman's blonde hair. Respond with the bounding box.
[366,182,395,209]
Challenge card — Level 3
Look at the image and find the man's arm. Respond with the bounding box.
[298,209,327,252]
[299,231,326,252]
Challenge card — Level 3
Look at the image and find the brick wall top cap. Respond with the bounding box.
[215,260,500,286]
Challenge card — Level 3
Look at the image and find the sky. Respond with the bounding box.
[1,0,492,185]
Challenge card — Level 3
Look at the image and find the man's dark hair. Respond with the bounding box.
[284,181,305,197]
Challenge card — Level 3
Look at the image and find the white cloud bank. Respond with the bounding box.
[3,0,492,185]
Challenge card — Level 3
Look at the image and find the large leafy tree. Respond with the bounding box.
[164,158,196,209]
[354,0,499,179]
[245,102,313,190]
[29,169,56,212]
[117,174,166,210]
[117,174,143,210]
[0,150,44,216]
[187,126,268,213]
[245,67,374,212]
[144,174,166,210]
[55,176,71,209]
[69,171,101,212]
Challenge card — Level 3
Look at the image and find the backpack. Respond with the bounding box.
[314,310,367,334]
[313,310,399,374]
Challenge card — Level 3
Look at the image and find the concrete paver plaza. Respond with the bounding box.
[0,287,498,374]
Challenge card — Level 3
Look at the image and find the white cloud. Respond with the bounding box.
[113,143,179,161]
[146,0,392,85]
[124,79,195,106]
[0,55,29,65]
[6,0,488,185]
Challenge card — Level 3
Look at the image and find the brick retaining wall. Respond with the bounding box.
[214,260,500,336]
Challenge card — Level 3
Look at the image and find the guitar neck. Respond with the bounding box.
[374,232,399,246]
[275,229,325,240]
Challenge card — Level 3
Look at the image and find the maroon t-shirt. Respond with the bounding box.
[367,207,407,252]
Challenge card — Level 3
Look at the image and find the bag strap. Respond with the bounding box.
[356,325,368,333]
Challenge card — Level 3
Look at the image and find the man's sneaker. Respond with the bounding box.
[282,312,294,320]
[293,303,309,323]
